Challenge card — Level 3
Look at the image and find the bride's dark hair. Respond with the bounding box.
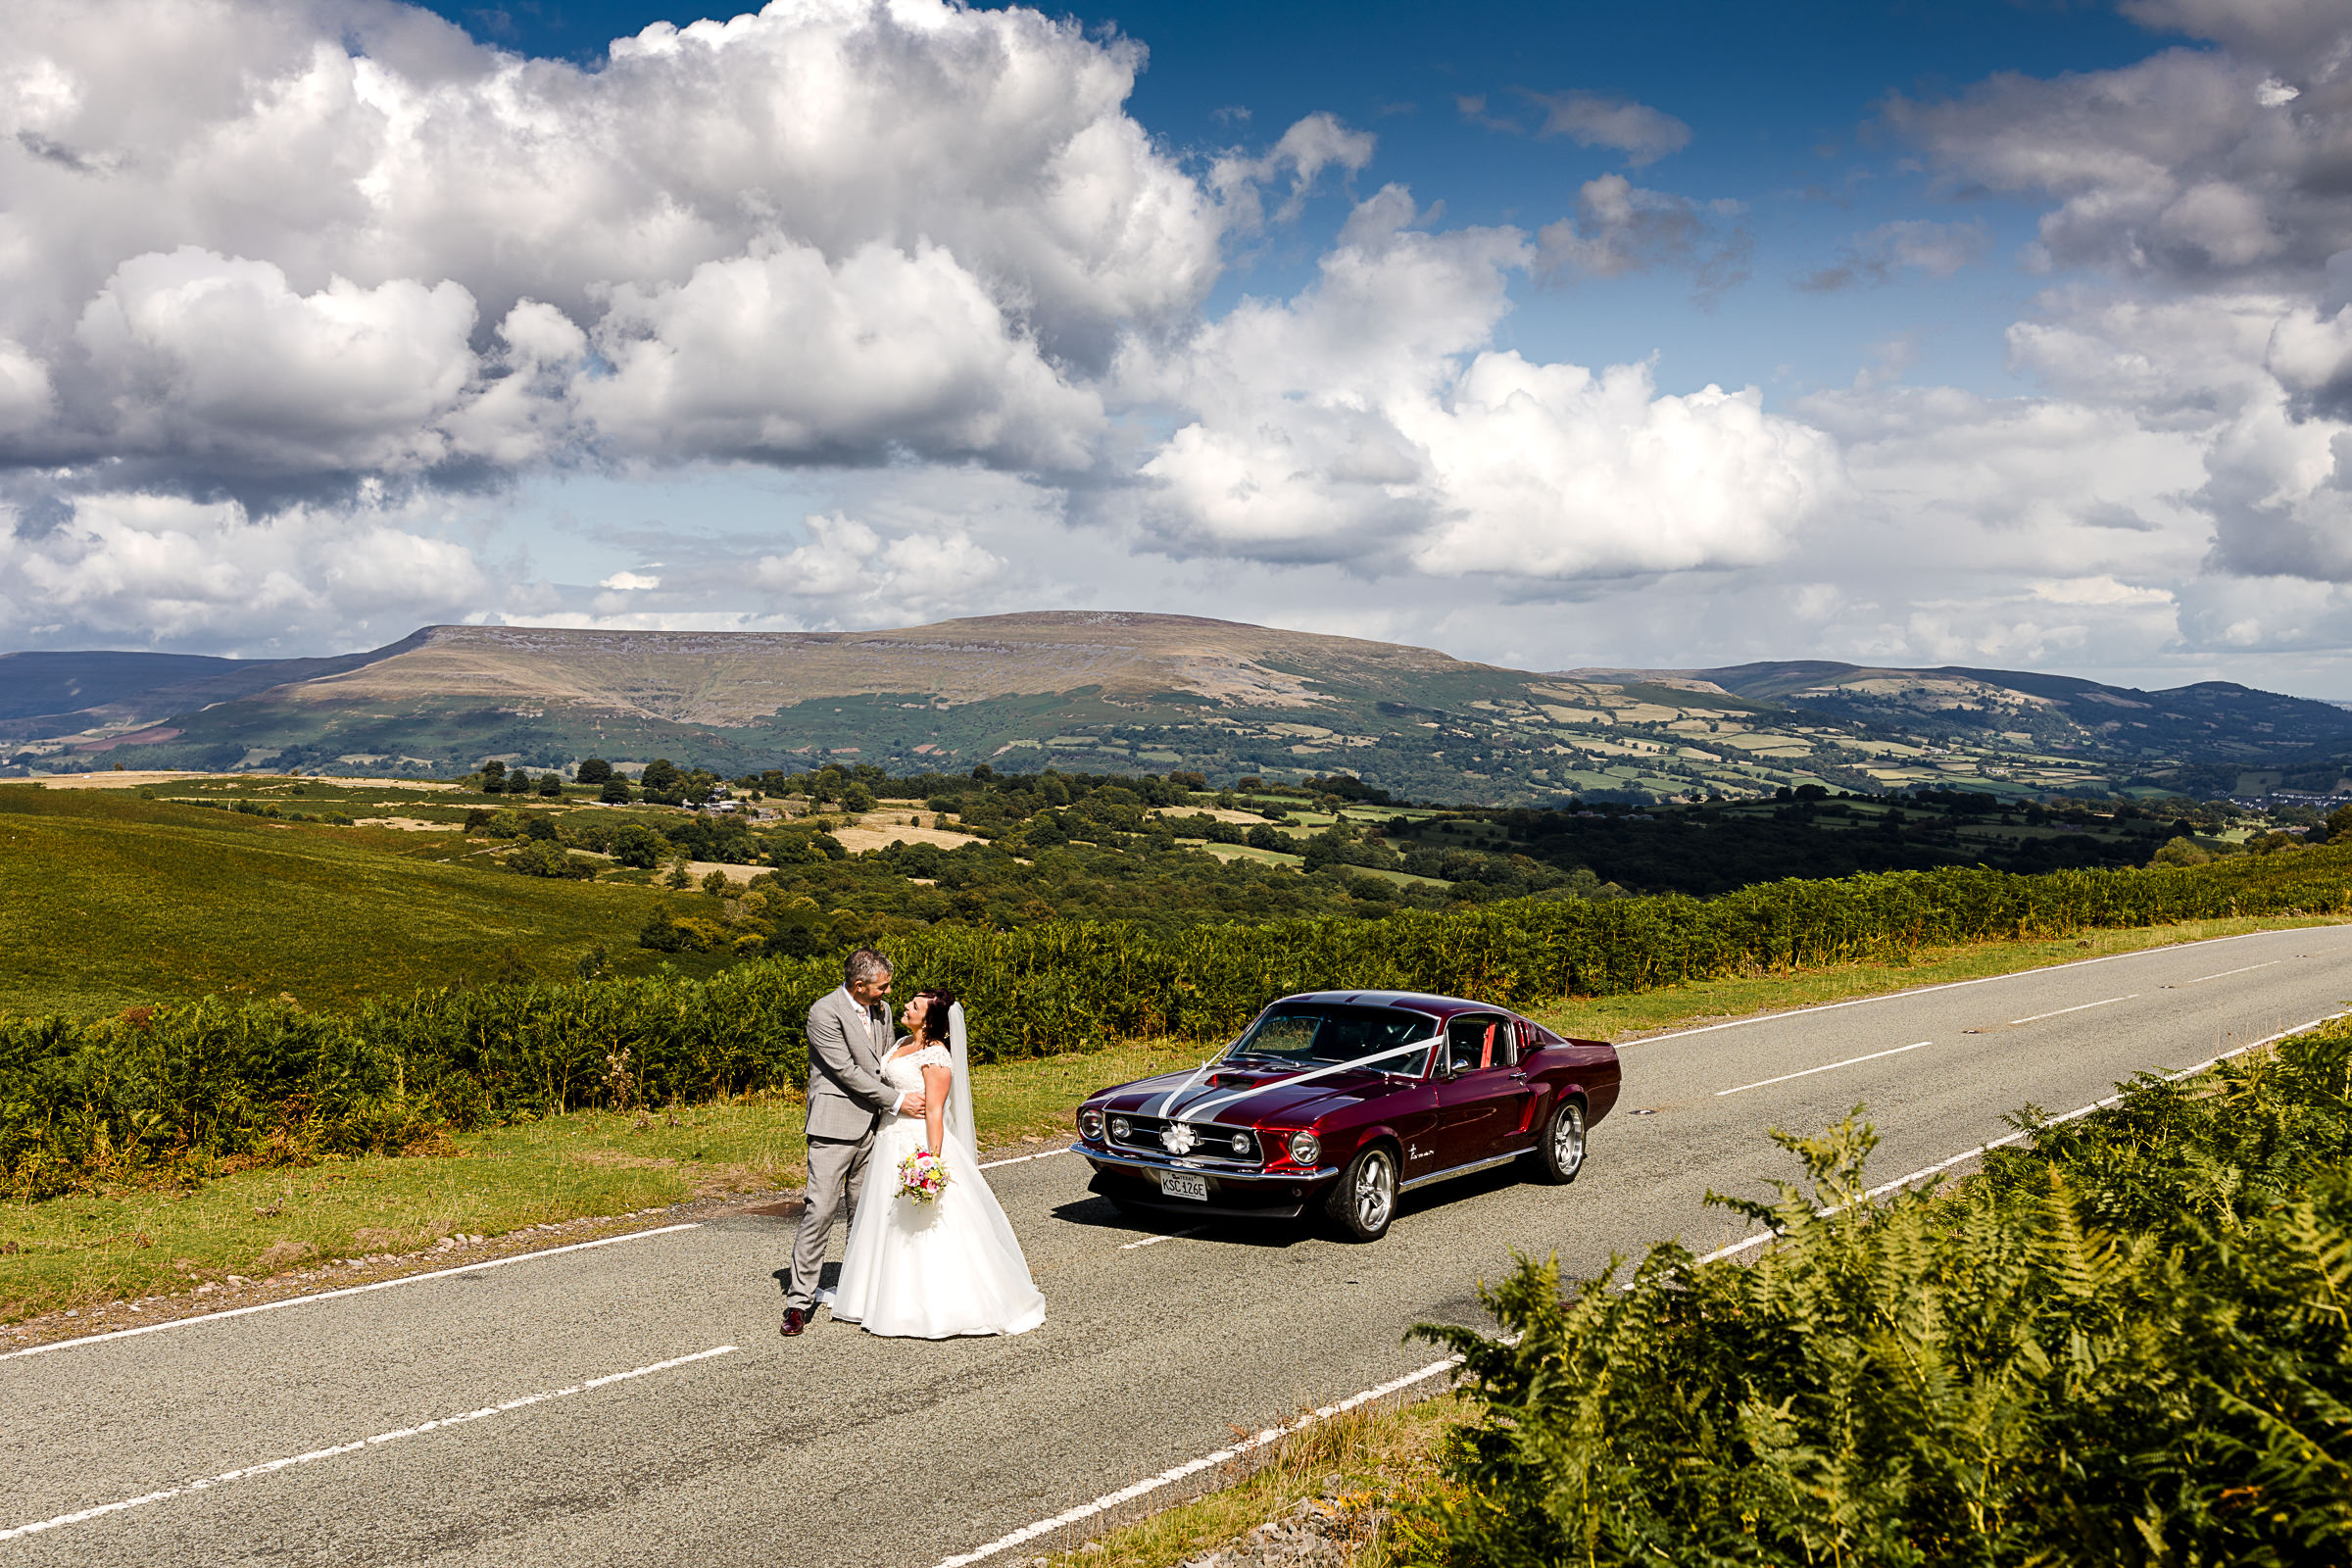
[912,988,957,1044]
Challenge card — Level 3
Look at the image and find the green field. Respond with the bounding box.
[0,783,729,1014]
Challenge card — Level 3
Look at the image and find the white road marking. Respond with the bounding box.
[1118,1227,1204,1251]
[0,1345,736,1543]
[1686,1008,2349,1268]
[2008,994,2135,1025]
[2177,960,2282,986]
[1715,1041,1933,1097]
[978,1147,1069,1171]
[0,1224,703,1363]
[1623,925,2326,1047]
[930,1353,1464,1568]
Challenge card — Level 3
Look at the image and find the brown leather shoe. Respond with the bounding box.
[780,1306,808,1338]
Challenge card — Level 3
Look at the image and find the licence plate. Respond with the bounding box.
[1158,1171,1209,1201]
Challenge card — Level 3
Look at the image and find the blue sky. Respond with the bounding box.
[5,0,2351,696]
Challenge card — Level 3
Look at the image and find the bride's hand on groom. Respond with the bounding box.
[899,1092,928,1117]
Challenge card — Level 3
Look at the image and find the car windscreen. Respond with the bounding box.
[1224,1004,1438,1074]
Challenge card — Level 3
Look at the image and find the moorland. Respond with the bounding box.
[12,612,2352,805]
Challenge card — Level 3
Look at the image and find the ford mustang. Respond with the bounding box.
[1071,990,1620,1241]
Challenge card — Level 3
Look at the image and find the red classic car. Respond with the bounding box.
[1072,990,1620,1241]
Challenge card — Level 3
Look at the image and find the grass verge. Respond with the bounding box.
[3,914,2334,1324]
[0,1040,1196,1322]
[1026,1394,1462,1568]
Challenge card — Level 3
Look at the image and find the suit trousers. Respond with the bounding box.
[788,1131,873,1309]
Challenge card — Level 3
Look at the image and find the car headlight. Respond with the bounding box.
[1288,1130,1320,1165]
[1079,1108,1104,1141]
[1230,1132,1253,1156]
[1109,1116,1132,1141]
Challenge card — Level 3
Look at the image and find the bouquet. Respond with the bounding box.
[897,1147,951,1204]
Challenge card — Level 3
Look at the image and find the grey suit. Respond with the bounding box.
[788,985,902,1311]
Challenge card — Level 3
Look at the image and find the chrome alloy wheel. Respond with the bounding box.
[1324,1143,1400,1241]
[1539,1100,1587,1184]
[1352,1148,1396,1234]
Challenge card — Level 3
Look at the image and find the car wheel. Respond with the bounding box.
[1531,1098,1587,1185]
[1324,1144,1398,1242]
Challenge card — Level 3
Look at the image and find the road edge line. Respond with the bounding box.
[929,1355,1464,1568]
[0,1224,703,1364]
[1686,1007,2350,1266]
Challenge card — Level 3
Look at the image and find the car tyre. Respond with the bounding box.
[1531,1098,1587,1185]
[1323,1143,1398,1242]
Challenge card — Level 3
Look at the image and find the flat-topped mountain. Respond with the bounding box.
[8,614,2348,804]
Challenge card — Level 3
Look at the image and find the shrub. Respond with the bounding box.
[599,779,634,805]
[4,846,2348,1198]
[575,759,613,785]
[508,840,596,879]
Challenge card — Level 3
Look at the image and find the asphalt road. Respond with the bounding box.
[6,925,2349,1567]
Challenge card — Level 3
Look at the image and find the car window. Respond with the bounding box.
[1228,1003,1437,1072]
[1445,1014,1510,1074]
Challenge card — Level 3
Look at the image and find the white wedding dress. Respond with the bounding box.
[831,1040,1047,1339]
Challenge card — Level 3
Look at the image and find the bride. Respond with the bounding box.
[831,988,1046,1339]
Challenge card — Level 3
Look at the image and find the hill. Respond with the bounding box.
[9,614,2350,805]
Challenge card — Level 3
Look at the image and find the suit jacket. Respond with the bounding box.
[805,986,898,1141]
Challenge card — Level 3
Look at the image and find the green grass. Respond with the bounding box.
[0,784,724,1014]
[0,1038,1197,1320]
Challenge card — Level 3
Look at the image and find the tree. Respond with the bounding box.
[641,759,684,800]
[2149,836,2210,867]
[600,778,634,805]
[700,867,732,896]
[665,858,694,889]
[842,783,875,813]
[610,823,664,868]
[575,758,614,785]
[536,772,563,798]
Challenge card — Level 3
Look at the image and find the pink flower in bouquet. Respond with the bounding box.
[897,1147,951,1204]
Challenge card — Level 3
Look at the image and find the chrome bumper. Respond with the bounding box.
[1069,1142,1339,1185]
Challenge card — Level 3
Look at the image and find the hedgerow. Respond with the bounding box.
[3,847,2347,1197]
[1408,1020,2352,1566]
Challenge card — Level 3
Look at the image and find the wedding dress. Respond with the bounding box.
[830,1038,1046,1339]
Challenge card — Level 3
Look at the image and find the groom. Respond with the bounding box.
[782,948,924,1337]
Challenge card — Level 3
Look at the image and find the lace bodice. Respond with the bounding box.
[881,1041,952,1093]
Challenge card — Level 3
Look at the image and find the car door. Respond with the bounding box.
[1429,1012,1537,1169]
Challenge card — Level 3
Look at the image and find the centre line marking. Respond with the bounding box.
[1119,1227,1204,1251]
[2008,994,2135,1026]
[1716,1041,1932,1097]
[2179,961,2281,986]
[1622,925,2337,1047]
[0,1346,737,1543]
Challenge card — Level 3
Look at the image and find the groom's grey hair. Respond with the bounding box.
[844,948,892,987]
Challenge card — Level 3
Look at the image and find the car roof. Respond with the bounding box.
[1275,990,1515,1020]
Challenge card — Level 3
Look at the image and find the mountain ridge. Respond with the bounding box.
[8,615,2349,805]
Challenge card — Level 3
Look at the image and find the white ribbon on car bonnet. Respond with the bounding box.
[1147,1035,1442,1131]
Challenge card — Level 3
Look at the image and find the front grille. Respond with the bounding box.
[1108,1113,1263,1165]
